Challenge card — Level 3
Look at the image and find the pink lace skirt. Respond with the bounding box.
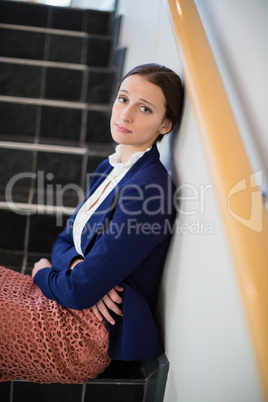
[0,266,111,384]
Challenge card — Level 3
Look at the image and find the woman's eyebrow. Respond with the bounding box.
[119,89,157,109]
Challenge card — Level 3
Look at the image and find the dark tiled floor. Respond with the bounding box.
[0,210,27,251]
[86,110,112,144]
[86,10,112,35]
[35,151,83,187]
[0,1,112,35]
[0,102,37,139]
[28,213,68,253]
[0,249,24,271]
[13,382,83,402]
[87,37,112,68]
[0,382,11,402]
[32,187,83,209]
[0,63,41,98]
[0,1,49,28]
[99,360,144,379]
[39,106,82,144]
[87,70,115,104]
[0,185,30,204]
[0,148,33,202]
[0,350,168,402]
[48,34,83,64]
[51,7,84,32]
[0,28,45,60]
[0,148,33,185]
[84,383,144,402]
[45,67,83,102]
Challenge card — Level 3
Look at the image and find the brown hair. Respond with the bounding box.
[119,63,184,142]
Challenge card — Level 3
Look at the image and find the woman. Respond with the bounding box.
[0,63,183,383]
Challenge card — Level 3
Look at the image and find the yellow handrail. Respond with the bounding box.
[165,0,268,399]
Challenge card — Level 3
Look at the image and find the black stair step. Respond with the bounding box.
[44,66,84,102]
[0,27,46,61]
[0,0,113,35]
[0,147,34,203]
[0,249,25,273]
[0,143,111,211]
[0,1,49,29]
[0,355,168,402]
[0,61,115,104]
[87,69,116,103]
[51,6,86,32]
[27,213,70,254]
[52,6,112,35]
[38,107,112,146]
[0,62,42,99]
[0,101,37,141]
[0,144,108,190]
[0,26,113,67]
[0,209,28,252]
[0,100,113,146]
[0,209,68,256]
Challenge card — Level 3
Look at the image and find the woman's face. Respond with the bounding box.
[110,74,172,153]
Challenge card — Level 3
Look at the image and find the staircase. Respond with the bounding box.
[0,0,125,274]
[0,2,169,401]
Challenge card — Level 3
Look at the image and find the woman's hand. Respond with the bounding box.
[69,260,124,324]
[92,285,124,325]
[32,257,124,325]
[32,258,52,279]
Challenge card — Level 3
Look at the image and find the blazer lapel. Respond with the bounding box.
[80,145,160,254]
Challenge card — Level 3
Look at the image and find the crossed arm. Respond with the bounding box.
[32,257,124,325]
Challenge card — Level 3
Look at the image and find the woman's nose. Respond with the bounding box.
[121,106,133,122]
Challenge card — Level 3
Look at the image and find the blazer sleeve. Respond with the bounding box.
[33,176,175,309]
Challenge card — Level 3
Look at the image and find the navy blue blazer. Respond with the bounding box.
[34,145,176,361]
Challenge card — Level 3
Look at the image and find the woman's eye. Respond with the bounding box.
[118,96,127,103]
[140,106,151,114]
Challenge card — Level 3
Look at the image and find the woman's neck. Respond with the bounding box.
[119,144,149,164]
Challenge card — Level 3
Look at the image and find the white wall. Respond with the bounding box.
[194,0,268,199]
[71,0,115,10]
[116,0,266,401]
[117,0,181,75]
[159,95,263,402]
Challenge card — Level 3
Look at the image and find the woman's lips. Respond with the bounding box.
[115,124,132,134]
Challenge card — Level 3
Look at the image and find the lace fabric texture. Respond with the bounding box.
[0,266,111,384]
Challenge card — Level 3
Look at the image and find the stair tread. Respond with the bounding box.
[0,95,112,110]
[0,23,113,39]
[0,56,114,71]
[0,0,113,35]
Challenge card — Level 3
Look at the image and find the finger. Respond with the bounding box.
[34,259,51,269]
[91,304,103,322]
[114,284,124,292]
[102,294,123,316]
[107,288,123,304]
[97,300,115,325]
[40,258,51,266]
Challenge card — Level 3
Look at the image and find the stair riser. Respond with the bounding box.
[0,1,112,35]
[0,62,116,103]
[0,0,124,274]
[0,146,106,204]
[0,28,113,67]
[0,101,112,145]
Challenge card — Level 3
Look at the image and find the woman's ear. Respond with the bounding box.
[160,120,172,135]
